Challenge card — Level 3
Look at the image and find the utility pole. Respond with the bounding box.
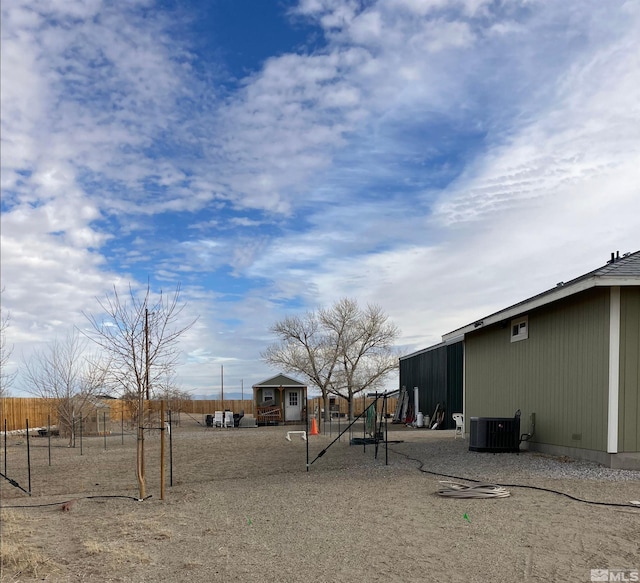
[145,309,150,400]
[221,365,224,401]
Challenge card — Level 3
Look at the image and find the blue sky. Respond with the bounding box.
[2,0,639,399]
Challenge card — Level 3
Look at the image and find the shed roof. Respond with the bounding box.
[443,250,640,342]
[252,373,307,388]
[399,341,446,361]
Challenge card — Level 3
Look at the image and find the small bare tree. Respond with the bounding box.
[262,298,400,422]
[83,282,196,499]
[1,290,17,397]
[22,331,110,446]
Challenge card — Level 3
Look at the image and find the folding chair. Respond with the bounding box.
[452,413,464,439]
[233,410,245,427]
[214,411,224,428]
[224,411,234,428]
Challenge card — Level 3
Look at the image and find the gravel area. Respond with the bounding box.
[390,429,640,482]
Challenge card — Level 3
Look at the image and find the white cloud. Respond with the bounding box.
[239,0,640,361]
[2,0,639,397]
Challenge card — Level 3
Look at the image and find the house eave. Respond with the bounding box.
[443,274,640,342]
[399,342,446,361]
[443,277,584,341]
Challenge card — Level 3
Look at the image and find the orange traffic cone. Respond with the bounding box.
[309,417,320,436]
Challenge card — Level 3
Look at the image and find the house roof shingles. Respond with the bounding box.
[594,251,640,277]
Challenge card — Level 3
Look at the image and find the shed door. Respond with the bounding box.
[285,390,301,421]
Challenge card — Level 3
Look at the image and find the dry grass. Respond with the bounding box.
[1,423,638,583]
[79,539,151,568]
[0,510,59,580]
[105,545,151,567]
[81,540,104,556]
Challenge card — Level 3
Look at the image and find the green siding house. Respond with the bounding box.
[442,251,640,470]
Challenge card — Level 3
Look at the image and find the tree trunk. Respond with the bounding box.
[323,393,330,423]
[68,409,75,448]
[136,396,146,500]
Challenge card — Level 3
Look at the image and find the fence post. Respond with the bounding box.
[160,400,165,500]
[169,409,173,488]
[4,418,7,476]
[26,419,32,495]
[48,414,51,466]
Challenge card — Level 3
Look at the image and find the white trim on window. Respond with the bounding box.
[510,316,529,342]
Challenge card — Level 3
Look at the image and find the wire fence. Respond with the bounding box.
[0,396,398,432]
[0,392,402,504]
[1,411,396,506]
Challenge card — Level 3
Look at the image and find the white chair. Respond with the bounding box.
[224,411,234,428]
[214,411,224,428]
[453,413,464,439]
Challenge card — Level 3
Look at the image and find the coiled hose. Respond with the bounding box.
[437,481,511,498]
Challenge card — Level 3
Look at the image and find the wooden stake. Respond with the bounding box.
[160,399,165,501]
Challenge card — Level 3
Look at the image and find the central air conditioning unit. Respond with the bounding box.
[469,411,521,453]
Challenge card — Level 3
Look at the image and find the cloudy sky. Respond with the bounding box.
[2,0,639,398]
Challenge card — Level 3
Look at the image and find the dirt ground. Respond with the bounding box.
[1,418,639,582]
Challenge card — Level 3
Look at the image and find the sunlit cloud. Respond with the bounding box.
[2,0,639,396]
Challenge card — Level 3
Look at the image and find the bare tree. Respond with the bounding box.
[262,298,400,422]
[1,290,17,397]
[22,331,110,446]
[323,299,400,420]
[262,311,340,422]
[83,282,196,499]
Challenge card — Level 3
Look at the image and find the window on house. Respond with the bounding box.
[511,316,528,342]
[263,389,274,402]
[289,392,298,406]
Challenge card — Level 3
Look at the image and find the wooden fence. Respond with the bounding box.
[0,398,59,432]
[1,395,397,432]
[0,398,256,431]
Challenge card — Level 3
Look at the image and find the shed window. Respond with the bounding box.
[263,389,274,401]
[511,316,528,342]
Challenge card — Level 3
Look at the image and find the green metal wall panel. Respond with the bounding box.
[399,342,463,429]
[619,288,640,452]
[465,287,610,451]
[446,342,464,417]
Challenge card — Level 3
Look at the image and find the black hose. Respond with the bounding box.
[1,494,153,509]
[0,471,31,496]
[391,448,640,509]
